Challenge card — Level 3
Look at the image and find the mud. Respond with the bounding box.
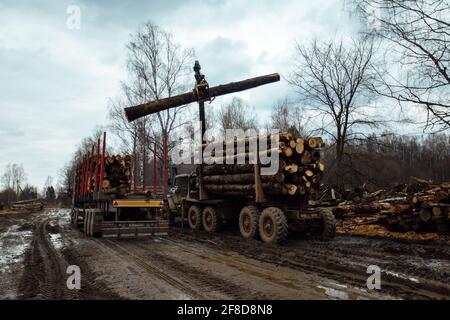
[0,209,449,300]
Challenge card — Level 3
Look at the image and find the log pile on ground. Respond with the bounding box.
[99,155,132,194]
[333,182,450,235]
[11,199,45,212]
[201,131,325,200]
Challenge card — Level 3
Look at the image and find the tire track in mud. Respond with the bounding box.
[168,228,450,299]
[130,242,270,300]
[18,218,78,300]
[157,239,314,293]
[94,239,205,299]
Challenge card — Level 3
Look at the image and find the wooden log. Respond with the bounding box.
[393,204,412,214]
[307,137,318,148]
[125,73,281,122]
[287,184,298,195]
[301,151,312,165]
[202,172,284,184]
[334,202,392,215]
[102,179,110,189]
[296,138,304,155]
[311,150,321,162]
[305,169,314,177]
[283,147,293,157]
[202,164,254,175]
[284,163,299,174]
[297,184,306,196]
[311,174,321,185]
[205,148,281,164]
[419,208,432,222]
[432,206,442,217]
[204,182,300,196]
[317,162,325,172]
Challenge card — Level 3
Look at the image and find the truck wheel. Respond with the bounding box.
[320,208,336,240]
[259,207,288,244]
[84,211,90,236]
[239,206,259,239]
[188,205,202,230]
[202,206,221,232]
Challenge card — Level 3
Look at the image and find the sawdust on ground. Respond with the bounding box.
[337,224,450,243]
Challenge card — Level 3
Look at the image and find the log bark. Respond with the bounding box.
[202,164,254,175]
[125,73,281,122]
[202,172,284,184]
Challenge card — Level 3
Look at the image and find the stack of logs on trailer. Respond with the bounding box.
[75,152,132,198]
[100,155,132,193]
[201,131,325,200]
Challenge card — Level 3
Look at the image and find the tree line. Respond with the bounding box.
[0,163,60,208]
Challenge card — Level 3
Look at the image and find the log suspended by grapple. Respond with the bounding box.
[124,73,281,122]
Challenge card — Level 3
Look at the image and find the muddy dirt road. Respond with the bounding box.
[1,209,449,300]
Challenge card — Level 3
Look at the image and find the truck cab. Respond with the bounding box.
[167,174,190,212]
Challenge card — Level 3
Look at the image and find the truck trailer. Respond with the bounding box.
[71,132,169,238]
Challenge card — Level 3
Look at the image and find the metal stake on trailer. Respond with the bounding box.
[143,141,146,192]
[94,138,100,194]
[99,132,106,193]
[153,142,157,194]
[163,136,168,195]
[87,145,94,195]
[133,150,137,193]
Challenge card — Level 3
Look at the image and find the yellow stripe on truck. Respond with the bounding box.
[112,200,164,208]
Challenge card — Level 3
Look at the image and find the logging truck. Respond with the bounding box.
[167,174,336,244]
[123,61,336,244]
[70,132,169,238]
[165,133,336,245]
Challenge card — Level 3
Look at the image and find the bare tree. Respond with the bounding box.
[288,37,380,167]
[269,97,307,135]
[109,21,194,159]
[1,163,12,190]
[217,97,258,134]
[355,0,450,129]
[1,163,26,201]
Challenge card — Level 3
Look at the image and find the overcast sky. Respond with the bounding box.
[0,0,426,189]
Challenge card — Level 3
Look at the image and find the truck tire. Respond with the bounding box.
[239,206,259,239]
[188,205,202,230]
[202,206,221,232]
[259,207,288,244]
[319,208,336,240]
[84,211,91,236]
[92,212,102,238]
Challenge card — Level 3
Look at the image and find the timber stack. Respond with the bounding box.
[76,154,132,195]
[201,131,325,200]
[11,199,45,212]
[378,182,450,234]
[99,155,132,194]
[335,182,450,234]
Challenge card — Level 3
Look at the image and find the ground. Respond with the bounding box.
[1,209,449,300]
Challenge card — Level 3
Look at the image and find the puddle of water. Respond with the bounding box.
[47,209,71,227]
[0,225,33,273]
[50,233,63,250]
[384,270,419,283]
[317,285,350,300]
